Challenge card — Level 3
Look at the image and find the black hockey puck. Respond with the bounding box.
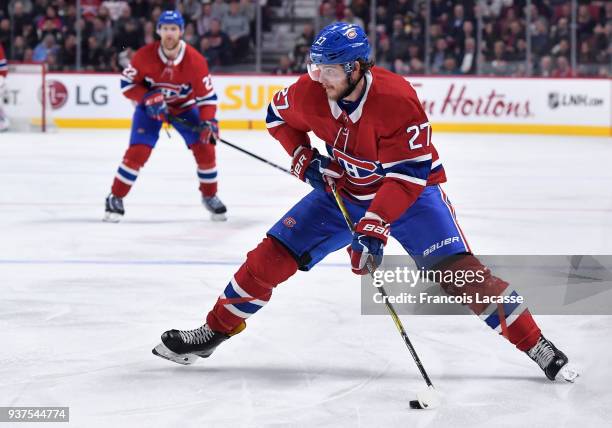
[409,400,422,409]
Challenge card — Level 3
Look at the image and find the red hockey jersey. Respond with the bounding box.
[266,67,446,223]
[120,40,217,120]
[0,43,7,78]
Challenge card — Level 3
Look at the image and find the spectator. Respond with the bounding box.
[350,0,369,30]
[459,37,477,74]
[273,55,293,75]
[576,4,595,39]
[183,22,199,48]
[83,35,106,69]
[578,40,595,64]
[552,38,570,59]
[196,2,215,37]
[552,56,574,77]
[389,17,410,60]
[10,35,27,60]
[130,0,147,20]
[449,4,467,41]
[203,19,231,66]
[182,0,202,23]
[319,2,336,30]
[342,7,365,29]
[222,1,250,61]
[91,16,112,49]
[431,37,449,73]
[143,21,155,44]
[37,5,62,33]
[290,23,314,73]
[58,32,77,70]
[32,33,57,62]
[0,19,10,48]
[530,18,550,58]
[409,57,425,74]
[10,1,31,36]
[114,18,141,51]
[440,55,459,74]
[211,0,229,21]
[392,58,411,75]
[376,36,393,70]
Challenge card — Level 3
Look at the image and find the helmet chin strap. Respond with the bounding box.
[339,61,365,100]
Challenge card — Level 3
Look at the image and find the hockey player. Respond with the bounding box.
[153,23,577,382]
[104,10,227,222]
[0,42,9,132]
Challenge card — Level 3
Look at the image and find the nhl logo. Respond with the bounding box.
[282,216,297,228]
[346,29,357,39]
[548,92,560,109]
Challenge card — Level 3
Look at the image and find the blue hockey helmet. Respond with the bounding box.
[309,22,371,66]
[157,10,185,31]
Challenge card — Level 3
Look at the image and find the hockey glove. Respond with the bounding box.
[143,89,168,121]
[348,213,390,275]
[199,119,220,145]
[291,146,343,192]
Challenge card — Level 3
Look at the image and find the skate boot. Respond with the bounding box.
[527,335,579,382]
[103,193,124,222]
[152,322,245,365]
[202,194,227,221]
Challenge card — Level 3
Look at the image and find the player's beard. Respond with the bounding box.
[323,81,349,101]
[161,37,180,52]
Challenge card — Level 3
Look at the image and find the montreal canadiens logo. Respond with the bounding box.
[43,80,68,110]
[346,29,357,39]
[283,217,297,228]
[154,83,191,102]
[332,149,383,186]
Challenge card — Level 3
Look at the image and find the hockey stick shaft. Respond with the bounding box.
[168,115,291,175]
[330,182,434,388]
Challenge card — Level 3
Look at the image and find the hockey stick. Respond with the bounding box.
[167,115,291,175]
[329,182,440,410]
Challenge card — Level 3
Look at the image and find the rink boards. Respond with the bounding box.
[5,72,612,136]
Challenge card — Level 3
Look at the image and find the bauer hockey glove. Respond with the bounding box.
[199,119,219,144]
[291,146,343,192]
[348,213,390,275]
[143,89,168,122]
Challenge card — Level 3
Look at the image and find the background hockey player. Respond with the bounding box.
[0,42,9,132]
[104,10,226,222]
[153,23,578,383]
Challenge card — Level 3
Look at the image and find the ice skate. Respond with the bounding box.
[152,322,245,365]
[527,335,579,382]
[202,194,227,221]
[103,193,124,222]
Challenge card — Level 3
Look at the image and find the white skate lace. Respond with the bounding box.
[179,325,215,345]
[527,337,555,369]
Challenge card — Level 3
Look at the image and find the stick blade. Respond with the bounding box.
[412,386,441,410]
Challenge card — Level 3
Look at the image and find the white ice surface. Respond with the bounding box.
[1,129,611,427]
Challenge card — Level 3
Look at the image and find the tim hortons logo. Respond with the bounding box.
[44,80,68,109]
[419,83,532,118]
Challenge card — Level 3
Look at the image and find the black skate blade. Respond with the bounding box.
[152,342,199,365]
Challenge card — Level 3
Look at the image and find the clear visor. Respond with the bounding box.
[307,61,347,83]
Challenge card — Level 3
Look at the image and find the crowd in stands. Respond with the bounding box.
[309,0,611,77]
[0,0,264,71]
[0,0,609,77]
